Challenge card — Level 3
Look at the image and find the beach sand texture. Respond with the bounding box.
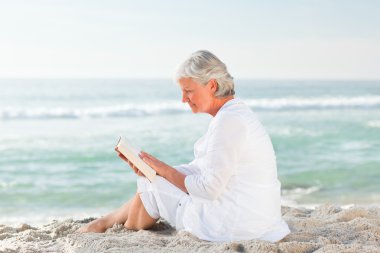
[1,204,379,253]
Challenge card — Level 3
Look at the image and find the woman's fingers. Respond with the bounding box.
[116,149,145,177]
[140,151,155,160]
[139,151,169,177]
[128,160,144,177]
[139,151,155,164]
[118,153,129,163]
[127,160,137,171]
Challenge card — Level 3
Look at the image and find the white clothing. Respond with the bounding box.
[138,98,290,242]
[138,176,188,228]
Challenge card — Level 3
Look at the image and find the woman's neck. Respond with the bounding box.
[209,96,234,117]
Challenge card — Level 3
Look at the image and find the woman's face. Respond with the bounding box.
[178,78,215,114]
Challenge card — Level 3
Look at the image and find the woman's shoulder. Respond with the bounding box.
[210,103,250,132]
[215,99,256,122]
[211,99,265,136]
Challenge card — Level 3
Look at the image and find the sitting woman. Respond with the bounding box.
[78,50,290,242]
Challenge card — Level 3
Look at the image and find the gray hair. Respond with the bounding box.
[175,50,235,97]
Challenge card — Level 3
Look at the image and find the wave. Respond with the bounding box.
[367,120,380,128]
[0,102,188,120]
[1,96,379,120]
[281,186,320,206]
[244,95,380,110]
[282,186,320,199]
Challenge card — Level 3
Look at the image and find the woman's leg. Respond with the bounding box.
[77,199,132,233]
[124,192,157,230]
[77,193,157,233]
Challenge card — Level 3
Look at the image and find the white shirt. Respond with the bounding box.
[175,98,290,242]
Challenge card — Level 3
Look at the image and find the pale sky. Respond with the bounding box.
[0,0,379,80]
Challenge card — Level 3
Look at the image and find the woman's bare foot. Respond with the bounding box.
[76,194,155,233]
[77,218,109,233]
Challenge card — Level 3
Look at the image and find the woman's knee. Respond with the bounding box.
[124,217,156,230]
[124,194,157,230]
[124,219,138,230]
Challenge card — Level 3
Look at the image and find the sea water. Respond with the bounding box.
[0,79,379,225]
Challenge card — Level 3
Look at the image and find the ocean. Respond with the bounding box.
[1,79,379,226]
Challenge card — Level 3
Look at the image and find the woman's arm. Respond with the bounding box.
[139,151,189,194]
[184,113,248,202]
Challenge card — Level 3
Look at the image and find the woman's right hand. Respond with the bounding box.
[115,147,144,177]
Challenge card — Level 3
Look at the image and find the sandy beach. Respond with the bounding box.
[2,0,380,251]
[1,204,379,253]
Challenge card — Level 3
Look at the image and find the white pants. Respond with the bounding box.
[137,176,189,229]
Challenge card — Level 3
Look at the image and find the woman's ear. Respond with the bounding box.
[209,79,218,94]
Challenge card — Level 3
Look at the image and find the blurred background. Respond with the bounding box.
[0,0,379,225]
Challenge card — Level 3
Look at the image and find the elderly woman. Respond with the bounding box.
[78,50,290,242]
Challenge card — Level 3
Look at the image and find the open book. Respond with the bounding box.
[115,136,157,182]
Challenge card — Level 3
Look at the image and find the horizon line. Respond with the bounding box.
[0,77,379,82]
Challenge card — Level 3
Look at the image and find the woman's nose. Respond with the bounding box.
[182,92,187,103]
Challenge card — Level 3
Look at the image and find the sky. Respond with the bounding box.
[0,0,379,80]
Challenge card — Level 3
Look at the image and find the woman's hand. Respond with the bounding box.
[115,148,187,193]
[138,151,171,178]
[139,151,188,193]
[115,147,144,177]
[139,150,188,193]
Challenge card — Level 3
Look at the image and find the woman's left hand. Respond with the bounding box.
[139,151,171,178]
[139,151,188,193]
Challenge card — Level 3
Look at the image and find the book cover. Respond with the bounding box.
[116,136,157,182]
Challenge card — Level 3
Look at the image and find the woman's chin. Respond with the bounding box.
[189,105,198,113]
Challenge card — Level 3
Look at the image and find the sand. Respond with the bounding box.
[1,204,380,253]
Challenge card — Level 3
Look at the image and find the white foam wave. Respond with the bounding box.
[282,186,320,201]
[1,96,379,120]
[245,95,380,110]
[367,120,380,128]
[269,127,321,137]
[0,102,188,120]
[281,186,321,207]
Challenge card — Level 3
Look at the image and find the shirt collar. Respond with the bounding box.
[217,97,243,114]
[220,97,242,109]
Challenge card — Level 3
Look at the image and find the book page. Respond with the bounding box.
[116,136,157,182]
